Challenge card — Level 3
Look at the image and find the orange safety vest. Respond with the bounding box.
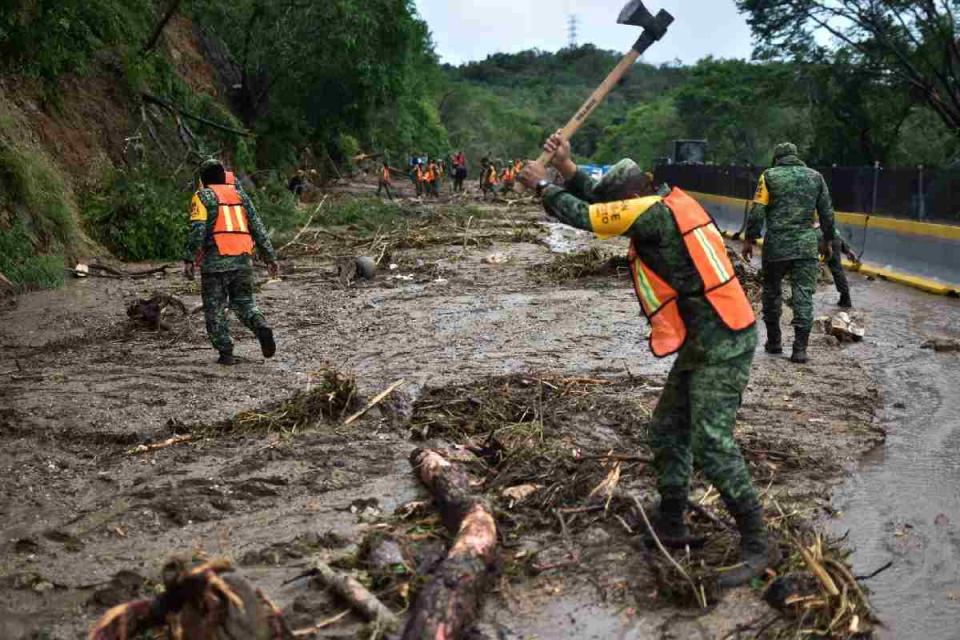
[382,167,391,182]
[209,184,255,257]
[502,167,514,182]
[415,165,424,181]
[225,171,236,186]
[425,164,437,182]
[486,167,498,185]
[627,188,755,357]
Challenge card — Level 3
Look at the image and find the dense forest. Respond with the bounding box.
[1,0,958,291]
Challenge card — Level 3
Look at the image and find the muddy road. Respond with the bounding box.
[0,187,891,638]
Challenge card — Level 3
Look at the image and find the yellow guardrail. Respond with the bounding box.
[694,191,960,297]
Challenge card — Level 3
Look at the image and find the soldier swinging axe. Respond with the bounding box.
[531,1,674,172]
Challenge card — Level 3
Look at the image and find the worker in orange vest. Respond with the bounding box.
[425,159,440,197]
[519,132,773,588]
[412,161,425,197]
[377,161,394,199]
[481,161,498,200]
[500,164,516,194]
[184,159,279,365]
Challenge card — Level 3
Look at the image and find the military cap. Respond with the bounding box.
[773,142,798,161]
[593,159,653,202]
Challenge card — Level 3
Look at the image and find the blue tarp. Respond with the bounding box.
[579,164,612,180]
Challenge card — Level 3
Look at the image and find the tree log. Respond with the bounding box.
[402,449,498,640]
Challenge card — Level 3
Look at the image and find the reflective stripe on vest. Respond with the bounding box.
[627,187,755,357]
[208,184,255,257]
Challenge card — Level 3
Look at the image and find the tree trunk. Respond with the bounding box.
[402,449,498,640]
[141,0,184,55]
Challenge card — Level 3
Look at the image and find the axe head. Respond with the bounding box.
[618,0,674,42]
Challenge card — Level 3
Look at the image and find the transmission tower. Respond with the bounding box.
[567,14,579,49]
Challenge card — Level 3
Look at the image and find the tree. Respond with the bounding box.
[737,0,960,135]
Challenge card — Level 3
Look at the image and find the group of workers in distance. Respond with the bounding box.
[184,131,851,590]
[378,152,529,199]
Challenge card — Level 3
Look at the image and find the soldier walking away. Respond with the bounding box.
[184,159,279,365]
[743,143,837,364]
[519,132,776,588]
[377,161,394,199]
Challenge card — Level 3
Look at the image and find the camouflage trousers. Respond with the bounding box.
[826,238,849,297]
[200,268,268,354]
[652,351,758,505]
[762,258,819,330]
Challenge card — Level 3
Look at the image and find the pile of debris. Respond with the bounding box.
[533,248,631,282]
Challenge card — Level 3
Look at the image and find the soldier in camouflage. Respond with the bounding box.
[518,132,775,588]
[184,160,279,365]
[744,143,837,364]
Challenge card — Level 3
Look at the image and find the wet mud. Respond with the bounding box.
[0,185,888,638]
[829,280,960,639]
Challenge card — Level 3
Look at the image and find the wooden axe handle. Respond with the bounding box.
[536,49,642,166]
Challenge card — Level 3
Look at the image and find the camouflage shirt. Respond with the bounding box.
[183,187,278,273]
[543,169,757,369]
[746,155,836,263]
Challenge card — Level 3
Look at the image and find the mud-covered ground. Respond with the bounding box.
[0,182,885,639]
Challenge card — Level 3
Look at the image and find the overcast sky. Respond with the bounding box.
[413,0,755,66]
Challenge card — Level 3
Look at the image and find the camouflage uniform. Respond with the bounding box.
[746,143,837,332]
[542,160,759,505]
[184,187,277,354]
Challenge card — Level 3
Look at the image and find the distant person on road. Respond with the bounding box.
[412,161,425,197]
[377,161,394,199]
[743,142,837,364]
[453,151,468,192]
[500,163,516,193]
[184,159,278,366]
[518,132,774,588]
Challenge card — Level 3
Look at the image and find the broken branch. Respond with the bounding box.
[307,560,398,630]
[342,378,406,426]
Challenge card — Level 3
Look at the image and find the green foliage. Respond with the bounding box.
[594,97,682,167]
[0,0,153,81]
[0,219,64,291]
[82,167,189,261]
[0,143,81,253]
[243,175,303,235]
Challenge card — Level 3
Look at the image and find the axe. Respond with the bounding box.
[535,1,674,168]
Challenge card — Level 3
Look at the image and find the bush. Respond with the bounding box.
[82,167,190,261]
[0,144,83,253]
[0,219,64,292]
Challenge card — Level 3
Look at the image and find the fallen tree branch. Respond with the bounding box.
[342,378,406,426]
[278,197,328,256]
[631,494,707,609]
[88,263,174,279]
[142,93,254,137]
[307,560,397,630]
[127,434,195,455]
[403,449,498,640]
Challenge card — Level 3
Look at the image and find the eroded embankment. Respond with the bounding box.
[0,187,884,638]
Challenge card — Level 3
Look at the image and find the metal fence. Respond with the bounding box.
[654,164,960,223]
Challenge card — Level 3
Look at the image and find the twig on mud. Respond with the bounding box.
[342,378,406,426]
[631,494,707,609]
[279,197,328,257]
[855,560,893,581]
[306,560,398,630]
[127,434,195,455]
[292,610,351,636]
[687,500,735,531]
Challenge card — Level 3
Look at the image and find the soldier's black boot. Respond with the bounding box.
[645,496,706,549]
[718,498,776,588]
[764,322,783,355]
[838,293,853,309]
[791,328,810,364]
[217,350,235,366]
[257,326,276,359]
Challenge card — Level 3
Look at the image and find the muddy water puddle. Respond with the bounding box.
[830,277,960,638]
